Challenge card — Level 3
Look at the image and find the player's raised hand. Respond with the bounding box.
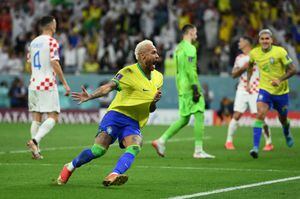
[271,79,281,87]
[71,86,91,104]
[154,90,162,102]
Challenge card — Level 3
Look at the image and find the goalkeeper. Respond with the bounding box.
[152,24,215,159]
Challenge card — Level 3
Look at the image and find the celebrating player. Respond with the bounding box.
[248,29,297,158]
[57,40,163,186]
[152,24,214,159]
[27,16,70,159]
[225,36,273,151]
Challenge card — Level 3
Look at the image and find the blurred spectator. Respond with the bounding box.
[84,55,99,73]
[0,0,299,75]
[8,77,27,108]
[64,44,77,74]
[0,81,9,108]
[5,52,23,75]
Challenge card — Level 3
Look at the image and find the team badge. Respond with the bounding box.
[115,73,123,80]
[106,126,112,134]
[269,57,275,64]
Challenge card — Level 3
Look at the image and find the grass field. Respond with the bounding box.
[0,123,299,199]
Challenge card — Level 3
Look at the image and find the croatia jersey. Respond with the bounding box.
[107,63,163,128]
[234,53,260,94]
[28,35,59,91]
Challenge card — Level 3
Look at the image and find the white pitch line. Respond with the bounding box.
[0,163,299,174]
[0,137,199,155]
[136,165,300,173]
[168,176,300,199]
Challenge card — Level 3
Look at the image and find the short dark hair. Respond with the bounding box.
[241,36,253,45]
[181,24,196,35]
[39,16,55,28]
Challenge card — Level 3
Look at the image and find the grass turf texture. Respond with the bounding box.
[0,123,299,199]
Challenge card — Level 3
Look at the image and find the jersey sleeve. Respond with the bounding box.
[111,67,131,91]
[50,39,60,61]
[279,47,293,66]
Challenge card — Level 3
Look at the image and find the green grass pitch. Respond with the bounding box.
[0,123,299,199]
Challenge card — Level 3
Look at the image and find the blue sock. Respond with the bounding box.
[72,149,96,168]
[253,128,262,150]
[283,120,290,137]
[253,120,263,150]
[112,153,135,174]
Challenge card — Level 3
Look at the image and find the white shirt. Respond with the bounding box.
[28,35,59,91]
[234,54,260,94]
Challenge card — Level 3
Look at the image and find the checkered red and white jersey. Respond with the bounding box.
[234,54,260,94]
[27,35,60,91]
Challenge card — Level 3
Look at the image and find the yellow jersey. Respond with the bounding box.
[249,45,293,95]
[107,63,163,128]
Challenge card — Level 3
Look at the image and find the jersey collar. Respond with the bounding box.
[137,63,151,80]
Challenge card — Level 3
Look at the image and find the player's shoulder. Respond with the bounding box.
[250,46,261,54]
[272,45,287,54]
[116,64,137,77]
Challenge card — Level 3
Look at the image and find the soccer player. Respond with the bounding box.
[152,24,214,159]
[27,16,70,159]
[248,29,297,159]
[57,40,163,186]
[225,36,273,151]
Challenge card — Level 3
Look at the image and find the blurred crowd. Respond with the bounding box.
[0,0,299,76]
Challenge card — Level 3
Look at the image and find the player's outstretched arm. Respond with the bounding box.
[246,62,254,92]
[51,60,71,96]
[72,81,117,104]
[232,63,248,78]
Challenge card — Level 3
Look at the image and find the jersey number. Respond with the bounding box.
[33,51,42,69]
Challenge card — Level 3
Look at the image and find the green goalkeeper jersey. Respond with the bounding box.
[174,40,205,116]
[174,40,201,95]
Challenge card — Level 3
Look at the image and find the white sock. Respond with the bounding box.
[67,162,75,171]
[30,121,41,139]
[158,138,165,144]
[34,118,56,143]
[263,126,272,145]
[226,119,238,143]
[194,145,203,153]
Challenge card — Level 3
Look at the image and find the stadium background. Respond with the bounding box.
[0,0,300,126]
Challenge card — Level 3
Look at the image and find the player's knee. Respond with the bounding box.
[91,144,106,157]
[126,145,141,157]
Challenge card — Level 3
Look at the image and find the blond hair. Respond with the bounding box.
[134,39,154,60]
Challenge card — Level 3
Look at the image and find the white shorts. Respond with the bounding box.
[28,90,60,113]
[233,91,258,114]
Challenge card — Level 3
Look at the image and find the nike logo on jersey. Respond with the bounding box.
[142,89,149,91]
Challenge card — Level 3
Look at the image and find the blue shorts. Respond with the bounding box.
[257,89,289,116]
[98,110,141,148]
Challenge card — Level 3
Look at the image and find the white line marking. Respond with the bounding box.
[136,165,300,173]
[168,176,300,199]
[0,137,198,155]
[0,163,299,174]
